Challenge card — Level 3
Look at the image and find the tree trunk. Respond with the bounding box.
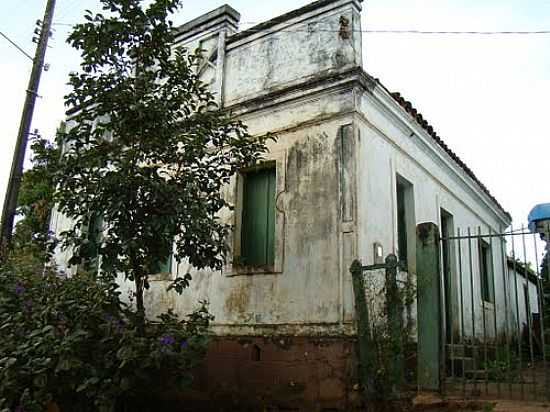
[134,274,146,335]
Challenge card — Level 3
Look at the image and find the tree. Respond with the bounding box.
[541,249,549,330]
[11,129,60,262]
[54,0,270,327]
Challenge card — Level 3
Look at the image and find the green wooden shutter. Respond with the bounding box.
[241,168,276,266]
[84,213,103,271]
[88,213,103,260]
[479,241,494,303]
[396,183,408,265]
[156,253,172,273]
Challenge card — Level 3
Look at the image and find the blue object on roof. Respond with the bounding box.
[528,203,550,232]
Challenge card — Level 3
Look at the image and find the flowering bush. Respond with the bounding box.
[0,260,212,412]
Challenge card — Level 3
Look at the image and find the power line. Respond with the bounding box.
[0,30,34,61]
[363,29,550,35]
[235,22,550,35]
[52,13,550,36]
[51,21,550,36]
[238,27,550,35]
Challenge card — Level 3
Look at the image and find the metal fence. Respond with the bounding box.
[441,226,549,401]
[351,224,549,405]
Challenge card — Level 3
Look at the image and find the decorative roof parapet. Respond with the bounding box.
[228,0,362,44]
[174,4,241,43]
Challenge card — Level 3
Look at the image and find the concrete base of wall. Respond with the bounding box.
[173,335,363,411]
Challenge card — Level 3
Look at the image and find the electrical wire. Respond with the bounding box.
[52,20,550,36]
[0,30,33,61]
[235,21,550,35]
[363,29,550,35]
[236,27,550,35]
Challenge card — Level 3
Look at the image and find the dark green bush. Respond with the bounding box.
[0,260,212,412]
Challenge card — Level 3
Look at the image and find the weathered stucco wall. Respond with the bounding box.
[223,0,362,106]
[355,87,510,340]
[144,110,358,335]
[507,268,540,336]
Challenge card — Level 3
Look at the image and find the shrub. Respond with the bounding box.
[0,260,212,412]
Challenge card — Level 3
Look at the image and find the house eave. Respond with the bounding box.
[364,74,512,227]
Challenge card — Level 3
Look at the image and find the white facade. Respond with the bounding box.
[51,0,512,342]
[507,262,540,336]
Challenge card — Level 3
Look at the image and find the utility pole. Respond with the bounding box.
[0,0,56,253]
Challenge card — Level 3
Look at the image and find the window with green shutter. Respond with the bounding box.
[479,239,494,303]
[153,253,172,274]
[85,213,103,271]
[241,167,276,267]
[396,177,414,267]
[396,182,408,265]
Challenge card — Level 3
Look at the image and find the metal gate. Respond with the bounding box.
[440,226,549,401]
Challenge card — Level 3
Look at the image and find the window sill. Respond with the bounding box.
[148,272,172,282]
[226,264,280,277]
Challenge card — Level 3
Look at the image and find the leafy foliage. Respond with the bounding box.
[541,250,549,331]
[11,132,61,261]
[360,266,415,400]
[0,260,212,412]
[54,0,270,320]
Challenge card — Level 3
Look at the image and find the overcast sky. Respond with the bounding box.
[1,0,549,233]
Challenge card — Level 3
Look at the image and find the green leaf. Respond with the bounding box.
[33,374,47,388]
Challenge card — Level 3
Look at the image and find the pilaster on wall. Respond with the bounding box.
[339,123,358,324]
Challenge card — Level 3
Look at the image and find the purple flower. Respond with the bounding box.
[180,340,188,349]
[15,283,25,296]
[116,319,125,333]
[15,405,25,412]
[159,335,175,346]
[23,299,33,312]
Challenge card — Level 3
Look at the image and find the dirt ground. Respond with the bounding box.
[412,392,550,412]
[490,400,550,412]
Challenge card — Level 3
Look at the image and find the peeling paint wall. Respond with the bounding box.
[126,0,366,334]
[170,116,357,333]
[507,268,539,335]
[223,0,362,106]
[355,87,510,339]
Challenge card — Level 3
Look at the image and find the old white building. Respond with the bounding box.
[51,0,518,409]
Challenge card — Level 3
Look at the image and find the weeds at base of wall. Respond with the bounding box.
[362,269,417,401]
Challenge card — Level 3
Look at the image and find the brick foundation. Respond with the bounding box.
[179,335,362,411]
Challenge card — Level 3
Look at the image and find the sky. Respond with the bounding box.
[1,0,549,235]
